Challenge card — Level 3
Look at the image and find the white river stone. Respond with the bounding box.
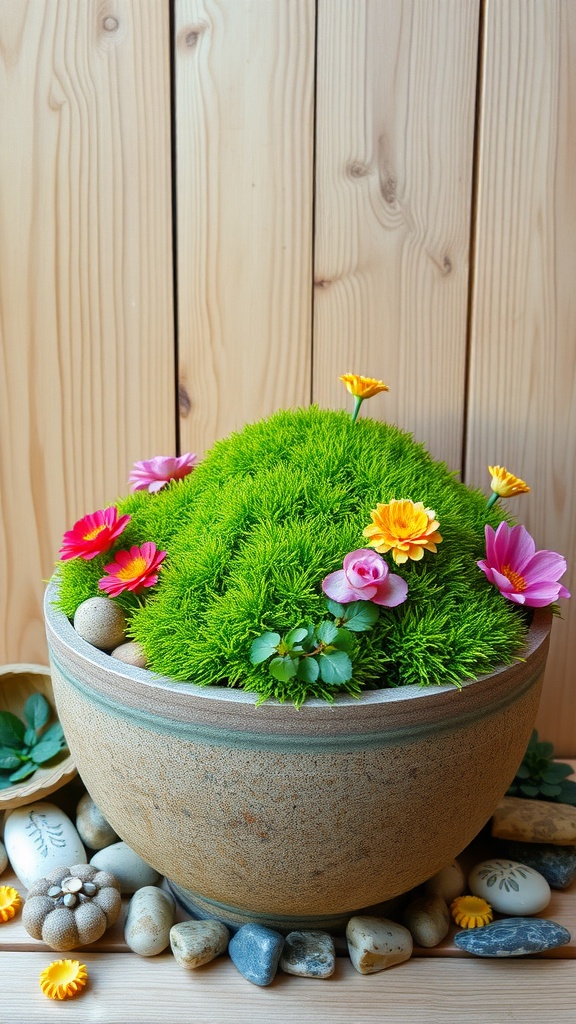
[346,916,413,974]
[4,802,86,888]
[90,841,161,894]
[469,858,551,915]
[124,885,175,956]
[75,793,118,851]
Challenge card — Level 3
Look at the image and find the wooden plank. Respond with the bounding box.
[312,0,480,467]
[465,0,576,755]
[0,2,175,664]
[174,0,315,453]
[2,953,576,1023]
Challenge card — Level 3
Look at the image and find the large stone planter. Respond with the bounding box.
[44,581,551,931]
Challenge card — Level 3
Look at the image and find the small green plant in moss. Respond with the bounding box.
[507,730,576,805]
[0,694,68,789]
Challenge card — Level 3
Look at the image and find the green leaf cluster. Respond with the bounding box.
[0,694,68,790]
[55,406,528,704]
[507,730,576,805]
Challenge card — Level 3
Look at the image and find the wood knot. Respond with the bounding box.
[178,24,206,51]
[347,161,370,179]
[179,384,191,418]
[102,15,119,33]
[380,175,397,205]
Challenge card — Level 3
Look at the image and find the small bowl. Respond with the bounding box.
[0,664,77,810]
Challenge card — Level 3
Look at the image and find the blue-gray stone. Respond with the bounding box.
[280,930,335,978]
[454,917,571,957]
[502,841,576,890]
[228,923,284,986]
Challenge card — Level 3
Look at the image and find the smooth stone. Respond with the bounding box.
[454,917,571,957]
[110,641,148,669]
[423,859,466,903]
[228,923,284,987]
[492,797,576,845]
[0,839,7,876]
[124,885,175,956]
[469,859,551,915]
[90,841,161,894]
[346,916,413,974]
[73,597,127,651]
[170,919,230,969]
[75,793,119,851]
[280,930,335,979]
[501,840,576,890]
[4,802,86,889]
[402,894,451,948]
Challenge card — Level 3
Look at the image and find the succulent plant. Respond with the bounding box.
[507,731,576,804]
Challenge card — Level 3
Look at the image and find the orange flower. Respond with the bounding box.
[488,466,530,499]
[0,886,22,922]
[450,895,493,929]
[339,373,390,400]
[39,960,88,1000]
[363,499,442,564]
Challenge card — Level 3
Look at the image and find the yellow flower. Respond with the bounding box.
[0,886,22,922]
[450,895,493,929]
[339,373,390,400]
[488,465,530,498]
[363,499,442,564]
[39,960,88,1001]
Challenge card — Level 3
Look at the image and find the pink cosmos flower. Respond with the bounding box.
[98,542,167,597]
[477,522,571,607]
[322,548,408,607]
[129,453,199,493]
[59,507,131,561]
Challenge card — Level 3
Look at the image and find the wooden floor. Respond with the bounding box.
[2,767,576,1023]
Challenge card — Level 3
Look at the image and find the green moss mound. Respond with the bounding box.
[56,407,527,704]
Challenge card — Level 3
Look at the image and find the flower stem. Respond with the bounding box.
[351,396,363,423]
[486,492,499,511]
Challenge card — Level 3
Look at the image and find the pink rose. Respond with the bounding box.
[322,548,408,607]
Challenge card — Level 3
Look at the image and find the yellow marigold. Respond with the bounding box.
[39,960,88,1001]
[339,373,389,400]
[0,886,22,923]
[488,465,530,498]
[450,895,493,929]
[363,499,442,564]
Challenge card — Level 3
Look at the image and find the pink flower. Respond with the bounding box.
[98,542,167,597]
[322,548,408,607]
[477,522,571,607]
[59,508,131,561]
[129,453,199,493]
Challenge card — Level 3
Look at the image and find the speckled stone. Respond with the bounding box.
[0,839,7,876]
[346,916,413,974]
[124,886,175,956]
[501,841,576,890]
[90,841,161,894]
[228,923,284,987]
[280,930,335,978]
[402,894,451,948]
[170,919,230,969]
[454,917,571,957]
[73,597,127,651]
[110,641,148,669]
[75,793,118,851]
[423,859,466,903]
[492,797,576,845]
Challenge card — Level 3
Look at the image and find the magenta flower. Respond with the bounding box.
[322,548,408,607]
[129,453,199,493]
[98,542,167,597]
[59,507,131,561]
[477,522,570,607]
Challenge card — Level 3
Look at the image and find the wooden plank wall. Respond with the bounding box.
[0,1,574,752]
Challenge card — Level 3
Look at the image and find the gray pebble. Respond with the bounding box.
[110,641,148,669]
[502,840,576,890]
[424,859,466,903]
[280,930,335,978]
[454,917,571,957]
[76,793,118,850]
[74,597,127,651]
[0,840,7,876]
[228,923,284,987]
[402,894,451,948]
[90,841,161,894]
[124,886,175,956]
[170,919,230,969]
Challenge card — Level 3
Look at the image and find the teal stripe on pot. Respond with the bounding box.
[167,883,352,934]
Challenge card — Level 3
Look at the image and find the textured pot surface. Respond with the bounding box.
[45,582,551,930]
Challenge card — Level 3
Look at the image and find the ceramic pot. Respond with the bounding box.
[44,581,551,932]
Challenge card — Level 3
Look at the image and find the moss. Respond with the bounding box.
[55,407,527,702]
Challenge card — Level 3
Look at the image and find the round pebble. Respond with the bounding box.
[228,923,284,987]
[280,930,335,978]
[124,886,175,956]
[90,842,161,894]
[402,894,451,948]
[469,858,551,915]
[110,641,148,668]
[170,920,230,969]
[76,793,118,851]
[424,859,466,903]
[4,802,87,889]
[73,597,127,651]
[0,840,8,876]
